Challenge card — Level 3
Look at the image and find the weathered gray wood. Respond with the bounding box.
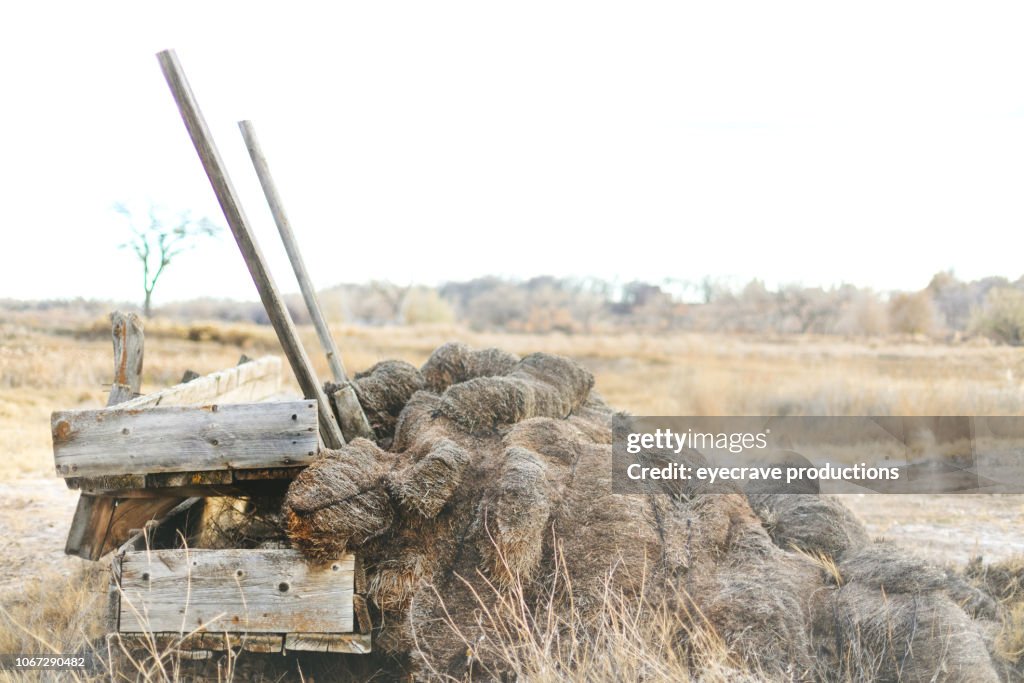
[114,632,284,654]
[156,49,344,449]
[67,311,177,561]
[119,549,355,634]
[108,311,144,406]
[108,553,123,632]
[284,632,371,654]
[238,120,350,385]
[116,356,282,410]
[53,400,318,477]
[331,385,376,441]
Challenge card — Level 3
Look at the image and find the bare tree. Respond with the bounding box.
[116,202,220,317]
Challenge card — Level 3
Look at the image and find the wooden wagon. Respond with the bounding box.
[49,47,394,664]
[53,315,372,660]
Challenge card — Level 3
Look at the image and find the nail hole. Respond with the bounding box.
[291,414,298,421]
[235,569,244,578]
[331,564,340,572]
[122,428,130,435]
[278,582,290,593]
[141,572,150,581]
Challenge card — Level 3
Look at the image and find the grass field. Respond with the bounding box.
[1,315,1022,679]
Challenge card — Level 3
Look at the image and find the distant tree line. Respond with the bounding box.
[9,271,1024,345]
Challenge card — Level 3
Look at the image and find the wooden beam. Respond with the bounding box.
[118,549,355,634]
[65,493,116,559]
[116,356,282,410]
[107,311,144,405]
[331,385,376,441]
[156,49,344,449]
[239,120,374,443]
[284,632,371,654]
[66,496,183,561]
[53,400,318,477]
[238,120,349,384]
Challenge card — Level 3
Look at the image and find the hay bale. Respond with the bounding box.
[474,447,552,586]
[387,438,471,518]
[823,582,1000,682]
[748,493,869,559]
[421,342,520,392]
[279,343,1005,681]
[437,353,594,432]
[347,360,425,441]
[839,543,950,594]
[284,439,398,559]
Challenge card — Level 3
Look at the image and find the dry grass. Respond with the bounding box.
[6,318,1024,480]
[2,315,1024,680]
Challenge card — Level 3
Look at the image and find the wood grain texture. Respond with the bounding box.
[66,497,183,561]
[283,632,371,654]
[53,400,318,477]
[65,494,116,559]
[331,385,376,441]
[239,120,353,386]
[119,549,355,634]
[115,356,282,410]
[108,311,144,406]
[156,50,344,449]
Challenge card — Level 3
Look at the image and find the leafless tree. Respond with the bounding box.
[116,202,220,317]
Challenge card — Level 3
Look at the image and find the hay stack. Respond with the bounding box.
[281,344,1008,681]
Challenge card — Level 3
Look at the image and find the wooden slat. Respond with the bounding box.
[66,496,182,561]
[156,50,344,449]
[53,400,317,477]
[284,632,371,654]
[65,494,116,559]
[119,550,355,634]
[331,385,375,441]
[108,311,144,405]
[113,632,284,654]
[115,356,282,410]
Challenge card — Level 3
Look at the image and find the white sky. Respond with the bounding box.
[2,2,1024,304]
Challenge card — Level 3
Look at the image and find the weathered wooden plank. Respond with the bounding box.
[284,633,371,654]
[156,50,344,449]
[239,122,353,384]
[119,550,354,634]
[65,494,116,559]
[69,470,295,497]
[108,311,144,406]
[53,400,317,477]
[331,385,376,441]
[353,595,372,635]
[115,356,282,410]
[67,496,183,560]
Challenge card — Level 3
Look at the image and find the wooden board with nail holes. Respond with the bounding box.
[118,549,355,634]
[52,400,318,477]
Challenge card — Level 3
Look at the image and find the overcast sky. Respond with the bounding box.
[3,2,1024,304]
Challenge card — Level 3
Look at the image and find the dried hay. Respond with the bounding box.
[421,342,520,392]
[346,360,425,441]
[280,343,1007,681]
